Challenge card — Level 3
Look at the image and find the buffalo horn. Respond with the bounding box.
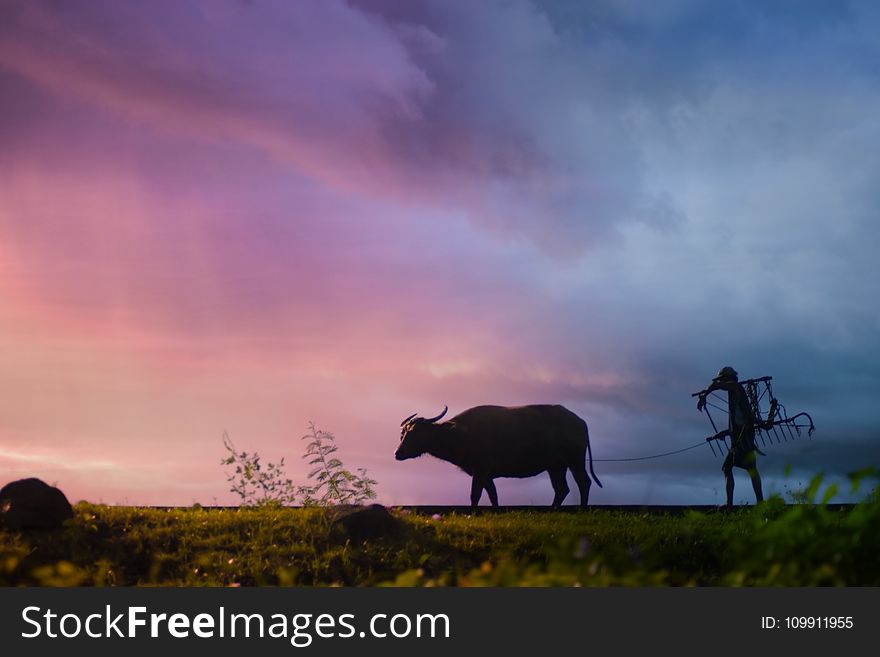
[400,413,417,427]
[425,406,448,423]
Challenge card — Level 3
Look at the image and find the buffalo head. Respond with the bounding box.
[395,406,447,460]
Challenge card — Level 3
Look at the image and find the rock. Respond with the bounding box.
[331,504,402,541]
[0,478,74,531]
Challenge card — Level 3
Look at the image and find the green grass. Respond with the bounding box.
[2,492,879,586]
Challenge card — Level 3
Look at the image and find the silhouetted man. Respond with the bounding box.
[697,366,764,508]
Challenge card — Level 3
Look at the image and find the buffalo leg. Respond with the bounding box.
[570,464,592,507]
[470,476,484,507]
[548,468,570,507]
[484,479,499,507]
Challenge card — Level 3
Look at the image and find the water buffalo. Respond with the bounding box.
[395,404,602,507]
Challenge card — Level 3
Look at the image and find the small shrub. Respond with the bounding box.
[221,432,297,507]
[298,423,378,506]
[220,424,378,507]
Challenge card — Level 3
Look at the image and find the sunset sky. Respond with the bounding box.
[1,0,878,506]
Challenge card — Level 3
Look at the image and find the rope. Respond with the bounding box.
[594,418,817,464]
[593,440,707,462]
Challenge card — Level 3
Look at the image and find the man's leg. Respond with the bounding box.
[722,453,734,509]
[746,452,763,503]
[743,444,764,502]
[749,468,763,503]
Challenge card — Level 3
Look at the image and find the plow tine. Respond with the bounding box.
[774,422,788,442]
[771,425,782,444]
[787,413,816,439]
[706,409,719,435]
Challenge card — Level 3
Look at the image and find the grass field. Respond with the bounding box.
[3,482,879,587]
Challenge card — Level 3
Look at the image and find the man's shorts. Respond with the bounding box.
[722,426,759,470]
[723,448,758,471]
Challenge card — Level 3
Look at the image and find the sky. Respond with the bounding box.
[1,0,878,506]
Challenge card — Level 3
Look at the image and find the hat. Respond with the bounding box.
[714,366,738,381]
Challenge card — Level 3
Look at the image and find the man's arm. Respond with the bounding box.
[696,380,724,411]
[706,429,731,442]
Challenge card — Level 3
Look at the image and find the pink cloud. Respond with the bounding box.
[0,0,434,194]
[0,0,656,258]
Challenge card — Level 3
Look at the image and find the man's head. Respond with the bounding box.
[715,366,738,382]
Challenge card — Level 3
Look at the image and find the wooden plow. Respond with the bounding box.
[692,375,815,457]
